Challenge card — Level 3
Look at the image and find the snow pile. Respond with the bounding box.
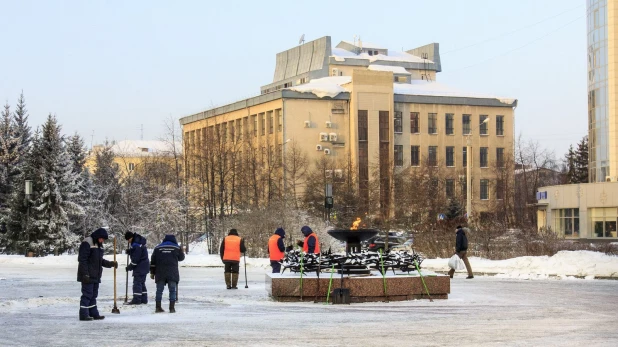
[340,40,386,49]
[109,140,182,157]
[422,250,618,278]
[394,80,516,104]
[287,76,351,98]
[368,64,411,75]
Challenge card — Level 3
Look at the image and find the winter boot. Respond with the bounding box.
[142,293,148,304]
[126,296,142,305]
[225,272,232,289]
[155,301,165,313]
[231,273,239,289]
[93,316,105,320]
[79,316,94,321]
[169,301,176,313]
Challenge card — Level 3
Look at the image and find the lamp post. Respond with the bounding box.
[24,179,32,256]
[466,117,489,226]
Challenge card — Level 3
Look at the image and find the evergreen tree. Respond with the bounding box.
[564,145,577,184]
[575,136,589,183]
[13,92,31,157]
[445,199,463,220]
[93,142,121,217]
[0,102,20,219]
[66,133,90,237]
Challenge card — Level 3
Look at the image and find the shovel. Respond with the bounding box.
[111,237,120,314]
[332,263,350,304]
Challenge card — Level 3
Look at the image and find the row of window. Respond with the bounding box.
[394,146,505,168]
[394,112,505,136]
[421,178,504,200]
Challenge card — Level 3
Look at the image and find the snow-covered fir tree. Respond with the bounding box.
[0,102,20,219]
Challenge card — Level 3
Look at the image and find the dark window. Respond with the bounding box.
[463,147,467,168]
[269,112,274,134]
[222,123,227,143]
[445,113,454,135]
[446,146,454,167]
[252,115,257,137]
[496,148,505,168]
[379,111,389,142]
[463,115,471,135]
[496,115,504,136]
[410,112,419,133]
[496,179,504,200]
[394,111,402,133]
[428,146,437,166]
[480,147,488,168]
[394,145,403,166]
[446,179,455,198]
[430,178,439,190]
[411,146,420,166]
[260,113,266,135]
[428,113,437,134]
[480,115,488,135]
[358,110,368,141]
[462,179,467,199]
[480,179,489,200]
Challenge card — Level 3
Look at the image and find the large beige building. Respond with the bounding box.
[536,1,618,240]
[180,36,516,217]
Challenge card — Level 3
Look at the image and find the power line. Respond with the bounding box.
[442,3,585,55]
[445,14,584,74]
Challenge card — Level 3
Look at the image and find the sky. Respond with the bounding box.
[0,0,586,157]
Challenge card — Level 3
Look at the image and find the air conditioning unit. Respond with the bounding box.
[329,133,338,142]
[324,148,331,155]
[320,132,329,142]
[303,120,311,128]
[316,144,323,151]
[325,121,332,128]
[334,169,343,179]
[606,176,616,182]
[332,68,339,76]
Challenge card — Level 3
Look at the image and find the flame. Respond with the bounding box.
[351,217,362,230]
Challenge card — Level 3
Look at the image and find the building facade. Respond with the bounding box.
[181,36,516,217]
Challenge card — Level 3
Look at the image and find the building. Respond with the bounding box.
[180,36,516,217]
[536,1,618,240]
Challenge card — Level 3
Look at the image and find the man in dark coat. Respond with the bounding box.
[124,231,150,305]
[150,234,185,313]
[448,226,474,279]
[220,229,246,289]
[77,227,118,321]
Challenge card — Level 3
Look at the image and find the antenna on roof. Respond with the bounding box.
[299,34,305,45]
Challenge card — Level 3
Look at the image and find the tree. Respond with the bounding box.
[0,102,19,219]
[575,136,589,183]
[564,145,577,184]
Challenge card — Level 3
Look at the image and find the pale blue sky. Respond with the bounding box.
[0,0,586,156]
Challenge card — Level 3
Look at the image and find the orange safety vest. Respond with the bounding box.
[302,233,320,254]
[223,235,242,262]
[268,234,285,261]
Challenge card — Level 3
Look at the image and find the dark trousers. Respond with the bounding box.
[79,282,100,318]
[156,281,177,302]
[270,260,281,273]
[132,273,148,303]
[224,261,240,273]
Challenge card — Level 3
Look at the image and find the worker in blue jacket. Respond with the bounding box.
[125,231,150,305]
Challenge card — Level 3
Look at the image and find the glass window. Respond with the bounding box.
[496,115,504,136]
[496,179,504,200]
[445,114,454,135]
[276,109,282,132]
[480,115,488,135]
[463,147,467,168]
[394,111,402,133]
[410,112,419,133]
[268,111,274,134]
[379,111,389,142]
[428,113,437,134]
[461,179,467,199]
[428,146,437,166]
[446,179,455,198]
[496,148,505,168]
[411,146,420,166]
[480,179,489,200]
[260,113,266,135]
[553,208,580,237]
[462,115,471,135]
[446,146,454,167]
[394,145,403,166]
[358,110,368,141]
[252,115,257,137]
[480,147,488,168]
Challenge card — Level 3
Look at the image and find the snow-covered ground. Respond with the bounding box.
[1,251,617,346]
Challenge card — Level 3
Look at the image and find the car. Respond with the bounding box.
[363,234,407,252]
[390,239,414,252]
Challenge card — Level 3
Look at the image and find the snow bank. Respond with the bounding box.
[368,64,411,75]
[287,76,351,98]
[394,80,516,104]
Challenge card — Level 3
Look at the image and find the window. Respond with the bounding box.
[410,112,419,133]
[431,178,438,190]
[496,148,505,168]
[428,113,437,134]
[553,208,580,238]
[358,110,368,141]
[480,179,489,200]
[394,111,402,133]
[446,146,454,167]
[260,113,266,135]
[463,147,467,168]
[276,109,282,132]
[394,145,403,166]
[496,115,504,136]
[479,115,488,135]
[461,179,467,199]
[462,114,471,135]
[230,121,235,142]
[379,111,389,142]
[445,114,454,135]
[222,123,227,142]
[268,111,274,134]
[496,179,504,200]
[128,163,135,171]
[590,208,616,238]
[252,115,257,137]
[480,147,488,168]
[428,146,437,166]
[411,146,420,166]
[446,179,455,198]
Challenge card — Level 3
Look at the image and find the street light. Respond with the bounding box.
[466,117,490,226]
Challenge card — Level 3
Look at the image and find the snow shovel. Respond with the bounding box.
[332,263,350,305]
[111,237,120,314]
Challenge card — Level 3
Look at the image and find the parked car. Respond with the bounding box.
[363,234,407,252]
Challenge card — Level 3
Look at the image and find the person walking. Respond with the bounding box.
[220,229,246,289]
[448,226,474,279]
[77,227,118,321]
[150,234,185,313]
[296,226,320,254]
[268,228,286,273]
[124,231,150,305]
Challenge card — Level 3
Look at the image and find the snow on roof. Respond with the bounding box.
[110,140,181,157]
[368,64,411,75]
[287,76,352,98]
[394,80,516,104]
[341,40,386,49]
[330,48,431,64]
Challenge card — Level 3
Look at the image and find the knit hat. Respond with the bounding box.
[124,231,135,241]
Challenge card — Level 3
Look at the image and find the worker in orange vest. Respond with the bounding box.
[296,226,320,254]
[268,228,286,273]
[220,229,246,289]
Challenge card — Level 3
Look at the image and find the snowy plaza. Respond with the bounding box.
[1,251,618,346]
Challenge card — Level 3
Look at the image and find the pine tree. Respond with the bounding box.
[564,145,577,184]
[575,136,589,183]
[93,142,121,217]
[0,102,20,218]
